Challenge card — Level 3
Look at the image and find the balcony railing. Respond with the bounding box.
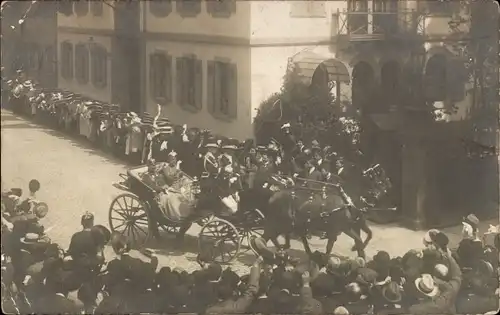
[332,9,424,41]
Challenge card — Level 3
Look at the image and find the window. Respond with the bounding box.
[176,56,202,111]
[90,1,103,16]
[149,0,172,17]
[91,45,107,88]
[207,60,237,119]
[149,52,172,102]
[60,41,73,80]
[290,0,326,18]
[44,45,56,74]
[347,0,368,34]
[207,0,236,18]
[73,0,89,17]
[75,43,89,84]
[348,0,368,11]
[177,0,201,18]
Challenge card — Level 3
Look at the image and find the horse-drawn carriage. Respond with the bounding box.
[109,165,265,263]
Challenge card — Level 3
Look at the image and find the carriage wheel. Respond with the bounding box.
[198,218,241,264]
[158,224,181,235]
[239,209,266,253]
[108,193,152,248]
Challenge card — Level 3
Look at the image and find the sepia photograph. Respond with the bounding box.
[1,0,499,314]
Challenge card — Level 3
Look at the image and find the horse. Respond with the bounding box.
[238,169,372,258]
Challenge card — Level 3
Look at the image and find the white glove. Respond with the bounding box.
[229,177,237,184]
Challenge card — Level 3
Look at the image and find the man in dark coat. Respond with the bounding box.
[205,256,262,314]
[36,271,83,314]
[407,250,462,315]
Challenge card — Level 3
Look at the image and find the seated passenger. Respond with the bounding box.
[141,159,169,192]
[160,151,183,186]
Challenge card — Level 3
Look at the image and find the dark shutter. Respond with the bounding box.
[149,54,156,98]
[176,58,184,106]
[230,0,237,13]
[207,60,215,114]
[229,63,238,119]
[195,59,203,110]
[166,54,173,103]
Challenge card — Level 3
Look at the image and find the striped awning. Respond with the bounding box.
[291,52,351,84]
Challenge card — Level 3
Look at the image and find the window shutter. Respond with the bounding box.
[68,44,74,79]
[166,55,173,103]
[229,0,236,13]
[207,61,215,114]
[214,63,221,115]
[447,58,466,102]
[149,54,156,98]
[176,58,184,105]
[229,63,238,119]
[195,59,203,110]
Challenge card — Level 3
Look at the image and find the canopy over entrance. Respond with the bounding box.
[290,51,350,85]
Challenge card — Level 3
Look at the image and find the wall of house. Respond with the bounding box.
[145,1,251,40]
[57,32,113,103]
[249,1,347,44]
[57,2,114,30]
[144,40,252,140]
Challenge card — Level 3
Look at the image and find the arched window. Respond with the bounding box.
[74,0,89,17]
[149,0,172,18]
[91,45,107,88]
[75,43,89,84]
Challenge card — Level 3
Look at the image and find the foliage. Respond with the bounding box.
[253,65,365,164]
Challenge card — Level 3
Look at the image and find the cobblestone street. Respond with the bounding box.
[2,110,497,273]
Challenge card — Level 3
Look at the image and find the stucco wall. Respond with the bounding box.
[145,40,252,140]
[250,1,347,43]
[145,1,251,39]
[57,3,114,30]
[57,32,112,103]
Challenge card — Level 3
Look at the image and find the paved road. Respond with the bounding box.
[1,110,496,273]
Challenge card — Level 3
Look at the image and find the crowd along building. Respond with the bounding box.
[48,0,498,229]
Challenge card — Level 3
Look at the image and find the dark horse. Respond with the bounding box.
[239,178,372,258]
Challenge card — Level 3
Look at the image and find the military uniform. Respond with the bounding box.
[203,151,220,176]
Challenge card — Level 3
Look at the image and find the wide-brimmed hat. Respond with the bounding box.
[415,273,438,297]
[326,256,342,273]
[381,281,402,303]
[423,229,440,245]
[373,251,391,266]
[222,138,240,150]
[34,202,49,218]
[21,233,40,245]
[463,213,479,229]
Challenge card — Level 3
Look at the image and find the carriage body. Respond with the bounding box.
[109,165,265,264]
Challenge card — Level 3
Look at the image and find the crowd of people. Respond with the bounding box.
[1,71,389,205]
[2,179,499,315]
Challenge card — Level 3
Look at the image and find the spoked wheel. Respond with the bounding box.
[108,193,152,248]
[158,224,181,235]
[238,209,266,253]
[199,217,241,264]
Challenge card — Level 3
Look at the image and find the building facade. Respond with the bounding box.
[1,1,58,88]
[53,0,496,228]
[57,1,113,103]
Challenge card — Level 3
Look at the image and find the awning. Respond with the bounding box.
[291,52,350,85]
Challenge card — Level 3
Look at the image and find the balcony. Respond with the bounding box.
[332,9,424,42]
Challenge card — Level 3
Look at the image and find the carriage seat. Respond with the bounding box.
[127,166,149,182]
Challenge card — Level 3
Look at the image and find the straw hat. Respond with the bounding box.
[415,273,438,297]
